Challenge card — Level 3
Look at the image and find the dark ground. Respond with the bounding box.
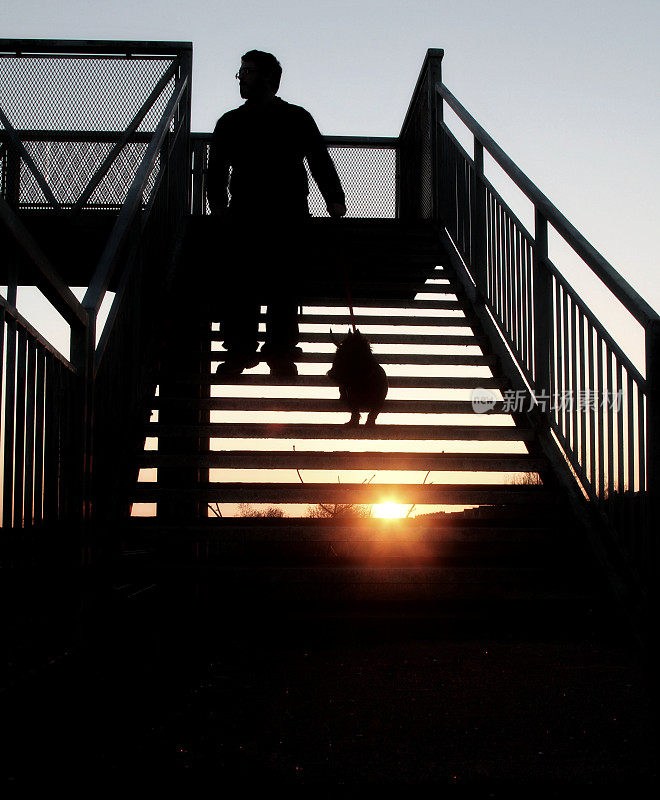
[1,582,657,794]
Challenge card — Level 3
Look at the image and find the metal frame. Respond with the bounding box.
[421,49,659,609]
[0,40,192,561]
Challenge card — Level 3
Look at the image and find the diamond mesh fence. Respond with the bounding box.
[196,139,397,218]
[0,55,174,132]
[0,51,178,210]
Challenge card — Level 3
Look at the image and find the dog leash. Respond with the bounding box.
[335,218,357,334]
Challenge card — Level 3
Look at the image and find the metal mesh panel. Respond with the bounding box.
[399,78,432,219]
[307,146,396,218]
[197,140,397,218]
[10,139,159,209]
[0,55,175,132]
[0,52,178,210]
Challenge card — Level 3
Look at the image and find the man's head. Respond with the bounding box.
[238,50,281,100]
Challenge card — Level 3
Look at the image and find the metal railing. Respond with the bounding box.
[191,133,397,218]
[2,40,658,602]
[412,49,659,596]
[0,40,192,562]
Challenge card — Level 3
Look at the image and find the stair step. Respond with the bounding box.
[206,332,480,346]
[301,297,463,310]
[201,352,494,366]
[139,451,543,471]
[152,375,502,389]
[112,562,589,606]
[147,422,534,440]
[287,313,474,326]
[150,398,510,414]
[133,482,553,504]
[122,519,558,544]
[304,280,460,294]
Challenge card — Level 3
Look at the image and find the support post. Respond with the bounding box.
[191,138,205,215]
[645,318,660,643]
[427,49,443,223]
[70,309,95,565]
[471,140,487,300]
[533,209,552,407]
[398,48,444,221]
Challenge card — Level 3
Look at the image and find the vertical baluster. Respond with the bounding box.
[548,273,555,417]
[464,157,471,257]
[509,217,517,350]
[453,147,458,245]
[463,157,471,258]
[520,235,528,372]
[493,195,500,315]
[3,315,16,528]
[588,321,596,489]
[554,281,563,429]
[471,140,486,299]
[43,354,60,522]
[570,298,578,454]
[563,289,570,444]
[0,306,5,524]
[34,347,45,525]
[627,372,636,563]
[503,210,510,339]
[514,222,521,355]
[597,336,605,500]
[606,345,615,528]
[616,359,625,542]
[502,209,509,334]
[24,340,36,529]
[579,309,587,471]
[487,190,494,305]
[13,328,27,528]
[526,240,533,377]
[495,201,503,321]
[515,228,523,363]
[638,387,647,567]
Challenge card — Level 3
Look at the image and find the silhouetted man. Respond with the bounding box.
[207,50,346,376]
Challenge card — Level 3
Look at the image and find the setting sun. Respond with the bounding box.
[372,502,409,519]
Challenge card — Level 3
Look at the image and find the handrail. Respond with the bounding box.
[82,73,189,313]
[190,132,398,218]
[0,39,192,56]
[439,119,647,389]
[93,98,188,372]
[0,296,76,369]
[431,64,660,607]
[0,196,86,328]
[399,48,444,138]
[436,81,659,328]
[191,133,397,147]
[0,130,152,142]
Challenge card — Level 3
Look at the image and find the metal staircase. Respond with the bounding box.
[0,39,654,652]
[116,218,605,628]
[2,39,656,786]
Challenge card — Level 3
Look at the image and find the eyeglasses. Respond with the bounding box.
[235,67,257,79]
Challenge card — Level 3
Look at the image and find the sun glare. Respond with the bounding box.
[373,502,409,519]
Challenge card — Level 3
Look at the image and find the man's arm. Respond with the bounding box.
[206,117,230,215]
[302,110,346,217]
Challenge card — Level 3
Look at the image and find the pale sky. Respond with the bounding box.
[2,0,659,335]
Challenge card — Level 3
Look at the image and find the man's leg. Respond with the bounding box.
[263,297,300,376]
[217,296,260,375]
[216,217,261,376]
[261,217,306,376]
